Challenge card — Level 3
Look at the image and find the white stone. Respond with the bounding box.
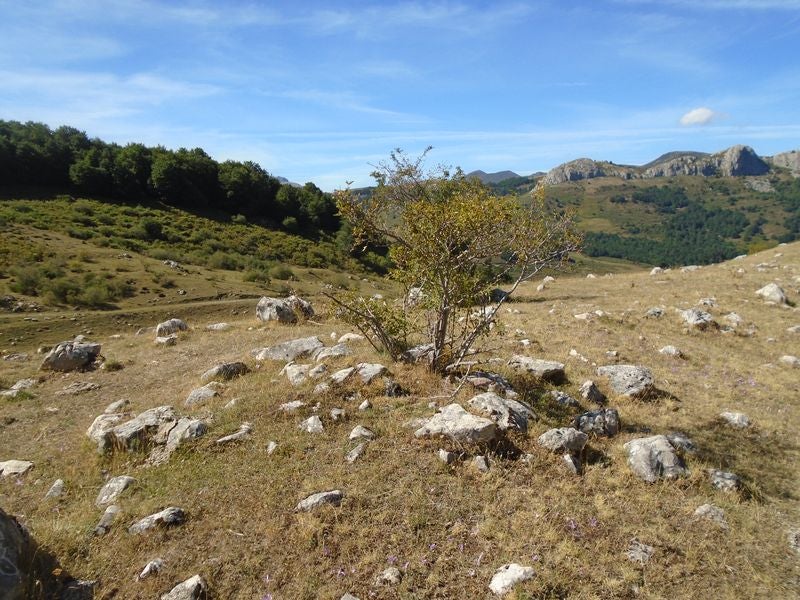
[299,415,324,433]
[489,563,535,595]
[349,425,375,441]
[138,558,164,580]
[414,404,499,445]
[720,411,750,428]
[295,490,343,511]
[160,574,206,600]
[96,475,135,507]
[0,460,33,477]
[623,435,687,482]
[755,283,787,305]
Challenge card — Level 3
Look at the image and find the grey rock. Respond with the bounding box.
[467,392,536,433]
[129,506,185,534]
[200,361,249,383]
[348,425,375,441]
[283,363,311,386]
[256,296,297,323]
[155,318,188,337]
[355,362,387,384]
[160,574,206,600]
[40,340,101,372]
[708,469,741,492]
[755,283,787,304]
[473,455,490,473]
[185,385,219,407]
[96,475,135,507]
[346,443,367,464]
[788,529,800,554]
[155,334,178,346]
[330,367,356,384]
[358,399,372,411]
[414,404,499,445]
[280,400,306,413]
[104,399,129,414]
[659,345,683,357]
[720,411,750,428]
[94,504,121,536]
[299,415,324,433]
[86,413,126,452]
[465,371,516,397]
[596,365,654,398]
[724,312,744,327]
[579,380,606,404]
[205,322,230,331]
[340,594,361,600]
[549,390,581,408]
[384,378,408,397]
[215,422,252,444]
[623,435,687,482]
[694,504,727,528]
[537,427,588,454]
[573,408,620,437]
[626,539,654,564]
[337,333,364,344]
[508,355,565,381]
[252,336,323,362]
[489,563,536,595]
[110,406,177,450]
[266,441,278,455]
[147,417,207,465]
[401,343,435,363]
[286,294,315,319]
[645,306,664,318]
[45,479,65,499]
[138,558,165,580]
[0,460,33,477]
[57,381,100,396]
[787,325,800,334]
[666,432,697,453]
[779,355,800,368]
[295,490,343,511]
[678,308,716,329]
[330,408,346,421]
[562,453,581,475]
[314,343,351,362]
[375,566,403,586]
[438,448,457,464]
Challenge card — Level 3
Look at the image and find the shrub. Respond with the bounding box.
[269,264,294,280]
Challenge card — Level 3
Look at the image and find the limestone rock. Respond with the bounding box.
[215,422,252,445]
[678,308,716,329]
[337,333,364,344]
[286,294,315,319]
[414,404,499,445]
[252,336,323,362]
[694,504,727,528]
[295,490,343,511]
[346,443,367,464]
[129,506,185,534]
[104,399,129,414]
[596,365,654,398]
[573,408,620,437]
[438,448,457,464]
[720,411,750,428]
[314,343,351,362]
[489,563,535,595]
[375,566,402,586]
[205,322,230,331]
[473,455,490,473]
[645,307,664,318]
[537,428,588,454]
[626,539,654,564]
[666,432,697,453]
[0,460,33,477]
[155,318,188,337]
[330,367,356,384]
[659,345,683,357]
[779,355,800,368]
[94,504,121,536]
[708,469,741,491]
[299,415,324,433]
[508,355,565,381]
[355,362,387,384]
[96,475,135,507]
[138,558,165,580]
[755,283,787,305]
[45,479,65,499]
[155,334,178,346]
[623,435,687,482]
[200,361,249,383]
[467,392,536,433]
[110,406,177,450]
[160,574,206,600]
[280,400,306,413]
[185,385,219,407]
[256,296,297,323]
[549,390,580,408]
[86,413,126,452]
[579,380,606,404]
[283,363,311,386]
[465,371,517,397]
[40,340,101,372]
[0,508,32,599]
[348,425,375,441]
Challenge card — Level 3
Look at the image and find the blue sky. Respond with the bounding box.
[1,0,799,190]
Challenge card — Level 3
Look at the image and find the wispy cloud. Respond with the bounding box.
[680,107,720,126]
[273,89,430,123]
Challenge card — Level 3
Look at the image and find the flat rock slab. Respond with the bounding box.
[110,406,177,450]
[40,340,101,372]
[252,336,323,362]
[355,362,387,384]
[160,574,207,600]
[295,490,343,511]
[537,428,588,454]
[414,403,499,445]
[489,563,535,595]
[129,506,185,534]
[596,365,654,398]
[573,408,620,437]
[0,460,33,477]
[314,343,351,362]
[623,435,687,482]
[694,504,727,528]
[200,361,249,383]
[95,475,135,507]
[720,411,750,428]
[467,392,536,433]
[508,355,565,381]
[708,469,741,491]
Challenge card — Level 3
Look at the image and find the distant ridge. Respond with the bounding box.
[466,170,521,184]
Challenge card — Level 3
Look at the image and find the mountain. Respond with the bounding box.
[539,145,785,186]
[466,169,521,184]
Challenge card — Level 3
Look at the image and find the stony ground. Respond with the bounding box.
[1,243,799,599]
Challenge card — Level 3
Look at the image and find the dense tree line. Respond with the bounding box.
[0,120,339,236]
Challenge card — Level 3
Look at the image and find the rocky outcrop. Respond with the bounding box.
[596,365,654,398]
[767,149,800,175]
[623,435,688,482]
[40,340,101,372]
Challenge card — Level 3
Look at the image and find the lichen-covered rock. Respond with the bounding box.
[414,404,499,445]
[314,343,351,362]
[623,435,687,482]
[508,355,565,381]
[596,365,654,398]
[40,340,101,372]
[537,428,588,454]
[755,283,787,305]
[573,408,620,437]
[160,574,207,600]
[286,294,314,318]
[95,475,135,507]
[129,506,185,534]
[252,336,323,362]
[200,361,249,383]
[255,296,297,323]
[295,490,343,511]
[678,308,716,329]
[155,318,188,337]
[489,563,535,595]
[467,392,536,433]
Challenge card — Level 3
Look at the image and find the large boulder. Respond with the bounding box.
[414,404,499,445]
[0,508,30,599]
[256,296,297,323]
[623,435,687,482]
[40,340,101,372]
[596,365,654,398]
[508,355,565,381]
[467,392,536,433]
[252,336,323,362]
[155,318,188,337]
[755,283,787,305]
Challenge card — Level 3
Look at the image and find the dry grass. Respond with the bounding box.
[1,243,799,599]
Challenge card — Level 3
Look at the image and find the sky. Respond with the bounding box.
[1,0,799,190]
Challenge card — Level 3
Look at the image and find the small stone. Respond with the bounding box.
[349,425,375,441]
[666,432,697,453]
[626,539,654,564]
[104,399,129,414]
[206,322,230,331]
[438,448,457,464]
[129,507,185,534]
[138,558,165,580]
[330,408,346,421]
[155,335,177,346]
[678,308,716,329]
[358,399,371,411]
[562,453,581,475]
[489,563,535,595]
[579,380,606,404]
[215,422,252,444]
[355,362,387,384]
[573,408,620,437]
[414,404,499,445]
[330,367,356,384]
[94,504,121,536]
[200,361,249,383]
[473,455,490,472]
[45,479,65,499]
[346,443,367,464]
[623,435,687,482]
[299,415,324,433]
[508,355,565,381]
[96,475,135,507]
[708,469,741,492]
[779,355,800,368]
[694,504,727,528]
[375,566,402,586]
[0,460,33,477]
[720,411,750,428]
[295,490,343,511]
[160,574,206,600]
[266,441,278,455]
[155,318,188,337]
[549,390,580,408]
[537,428,587,454]
[185,385,218,407]
[659,345,683,357]
[337,333,364,344]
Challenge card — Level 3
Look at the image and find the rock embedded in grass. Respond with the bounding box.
[626,539,654,564]
[299,415,324,433]
[94,504,121,536]
[537,427,588,454]
[779,355,800,368]
[159,574,206,600]
[138,558,164,580]
[155,334,178,346]
[314,343,351,362]
[129,506,185,534]
[467,392,537,433]
[185,384,219,407]
[355,362,387,384]
[96,475,135,507]
[40,339,101,372]
[659,345,683,357]
[0,459,33,477]
[708,469,741,492]
[375,566,403,586]
[155,318,188,337]
[755,283,787,305]
[200,361,249,383]
[414,404,499,445]
[489,563,536,595]
[623,435,687,482]
[348,425,375,441]
[678,308,716,330]
[45,478,65,499]
[720,411,750,428]
[508,355,566,382]
[252,336,323,362]
[346,443,367,464]
[256,296,299,323]
[596,365,654,398]
[694,504,728,528]
[579,380,606,405]
[295,490,343,511]
[573,408,620,437]
[215,422,252,445]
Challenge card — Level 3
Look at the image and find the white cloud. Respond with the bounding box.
[679,107,718,126]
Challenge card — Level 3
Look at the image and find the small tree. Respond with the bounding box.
[331,148,580,372]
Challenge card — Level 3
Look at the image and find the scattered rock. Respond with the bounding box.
[755,283,787,305]
[788,529,800,554]
[205,322,230,331]
[465,371,517,397]
[330,367,356,385]
[626,539,654,564]
[384,378,408,397]
[155,318,188,337]
[337,333,364,344]
[694,504,727,528]
[489,563,535,595]
[623,435,687,482]
[346,443,367,464]
[678,308,716,329]
[720,411,750,428]
[401,343,435,364]
[215,422,252,445]
[562,453,581,474]
[779,355,800,368]
[467,392,536,433]
[358,399,371,411]
[349,425,375,441]
[437,448,457,464]
[45,479,65,499]
[330,408,346,421]
[200,361,249,383]
[108,405,178,451]
[256,296,298,323]
[375,566,403,586]
[579,380,606,405]
[299,416,324,433]
[473,455,490,473]
[596,365,654,398]
[573,408,620,437]
[57,381,100,395]
[252,336,324,362]
[129,507,186,534]
[537,427,588,454]
[659,345,683,357]
[155,334,178,346]
[549,390,581,408]
[649,267,663,276]
[708,469,741,492]
[0,460,33,477]
[283,363,312,386]
[0,378,37,398]
[414,404,499,445]
[724,312,744,327]
[160,574,206,600]
[104,399,129,414]
[286,294,315,319]
[185,385,219,407]
[266,441,278,455]
[666,432,697,453]
[138,558,165,580]
[40,340,101,372]
[94,504,120,536]
[355,362,387,384]
[787,325,800,334]
[645,307,664,318]
[314,343,351,362]
[96,475,135,507]
[295,490,343,511]
[508,355,565,381]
